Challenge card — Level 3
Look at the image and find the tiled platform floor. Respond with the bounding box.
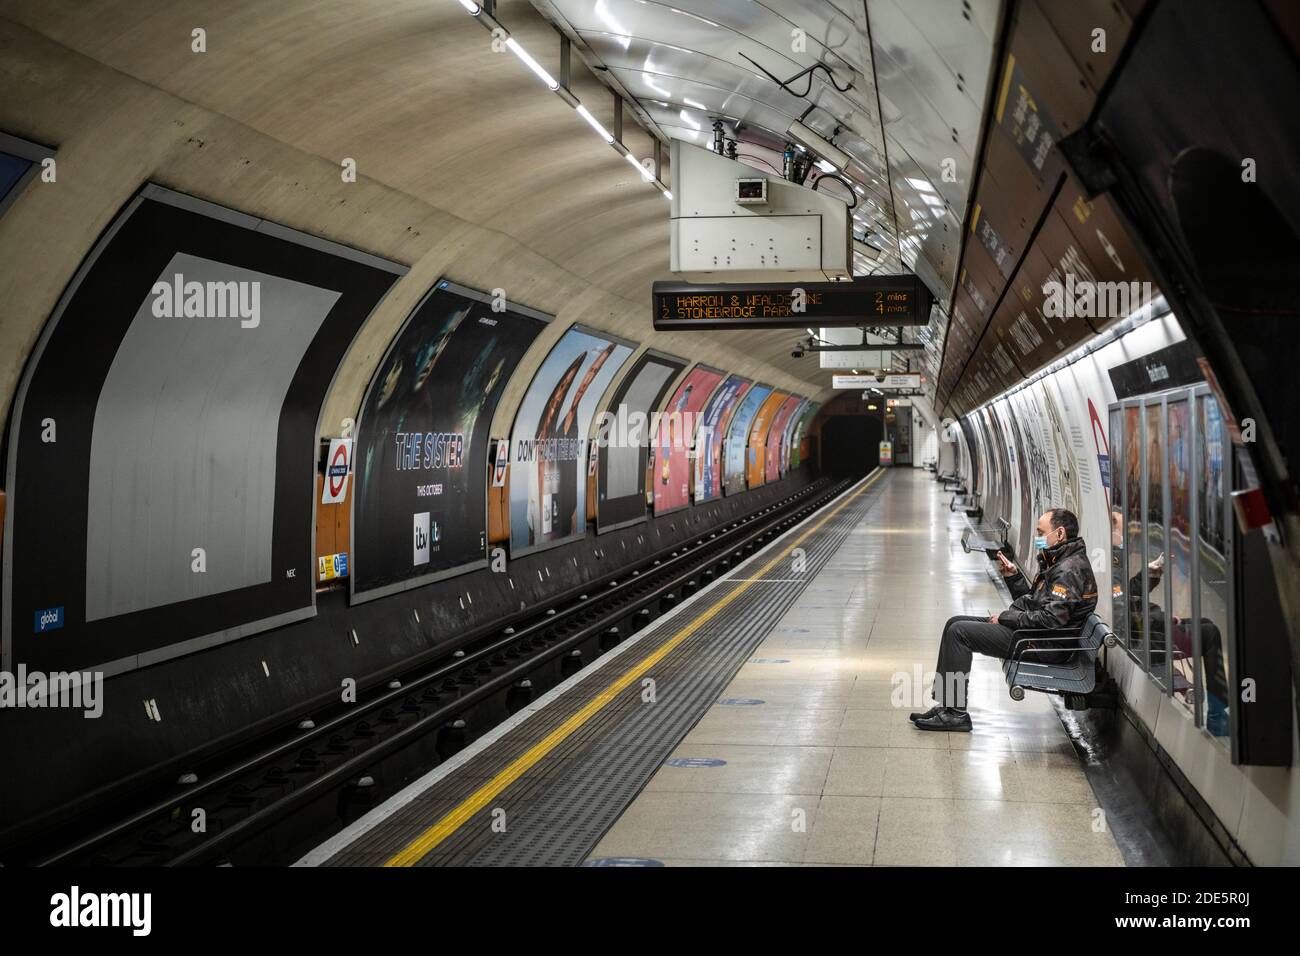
[591,469,1124,866]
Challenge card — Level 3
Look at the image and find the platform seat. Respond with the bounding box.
[1003,613,1118,709]
[940,474,967,494]
[949,490,983,519]
[960,517,1009,557]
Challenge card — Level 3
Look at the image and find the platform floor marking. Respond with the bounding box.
[381,470,884,867]
[295,477,872,867]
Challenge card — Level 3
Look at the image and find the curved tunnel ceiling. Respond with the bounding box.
[534,0,1000,403]
[0,0,1000,427]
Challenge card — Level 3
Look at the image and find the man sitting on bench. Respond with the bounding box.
[911,508,1099,732]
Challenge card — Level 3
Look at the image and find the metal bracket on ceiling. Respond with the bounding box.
[528,0,673,148]
[801,327,924,352]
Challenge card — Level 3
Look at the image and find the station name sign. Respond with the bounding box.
[652,275,934,331]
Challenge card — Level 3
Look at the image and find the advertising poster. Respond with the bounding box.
[508,325,633,554]
[695,375,750,502]
[651,364,724,514]
[764,395,804,483]
[351,281,547,601]
[790,402,819,470]
[746,390,789,488]
[723,384,772,495]
[3,185,405,674]
[777,399,806,476]
[595,350,686,531]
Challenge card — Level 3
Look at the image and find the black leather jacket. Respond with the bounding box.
[999,536,1099,631]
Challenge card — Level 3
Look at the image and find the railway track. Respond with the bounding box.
[6,474,857,866]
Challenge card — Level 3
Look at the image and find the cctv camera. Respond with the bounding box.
[791,348,805,359]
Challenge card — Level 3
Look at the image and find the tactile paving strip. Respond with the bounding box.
[323,473,889,866]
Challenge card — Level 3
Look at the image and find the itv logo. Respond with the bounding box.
[413,512,430,566]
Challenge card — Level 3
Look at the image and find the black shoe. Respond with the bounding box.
[909,705,942,723]
[913,708,972,733]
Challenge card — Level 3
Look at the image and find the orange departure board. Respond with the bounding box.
[653,276,933,330]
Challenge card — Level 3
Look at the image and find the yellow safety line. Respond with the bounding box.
[382,470,884,866]
[995,53,1016,124]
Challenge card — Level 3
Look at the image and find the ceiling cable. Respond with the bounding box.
[738,51,855,97]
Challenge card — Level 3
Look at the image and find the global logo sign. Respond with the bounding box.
[34,606,65,633]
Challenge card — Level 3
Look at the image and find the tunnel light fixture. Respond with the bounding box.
[787,120,852,175]
[624,151,654,181]
[815,158,837,174]
[505,37,559,91]
[575,104,615,144]
[463,6,668,200]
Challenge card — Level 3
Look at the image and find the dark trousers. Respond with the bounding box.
[932,615,1017,709]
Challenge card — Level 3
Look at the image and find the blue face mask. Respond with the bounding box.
[1033,535,1049,551]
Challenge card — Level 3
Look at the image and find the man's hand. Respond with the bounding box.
[995,551,1018,578]
[989,614,1000,624]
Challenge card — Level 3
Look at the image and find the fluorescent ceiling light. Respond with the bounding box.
[815,159,837,173]
[787,120,851,173]
[506,37,558,90]
[456,0,481,13]
[575,104,614,143]
[663,190,673,200]
[624,151,653,181]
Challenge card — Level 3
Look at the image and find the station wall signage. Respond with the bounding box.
[832,373,922,390]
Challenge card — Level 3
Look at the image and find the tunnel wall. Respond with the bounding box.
[0,460,818,832]
[0,0,849,838]
[950,312,1300,865]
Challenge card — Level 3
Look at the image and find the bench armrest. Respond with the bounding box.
[1008,628,1085,662]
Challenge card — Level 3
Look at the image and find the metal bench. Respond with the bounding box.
[939,475,966,494]
[949,490,983,519]
[960,517,1010,558]
[1003,613,1118,709]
